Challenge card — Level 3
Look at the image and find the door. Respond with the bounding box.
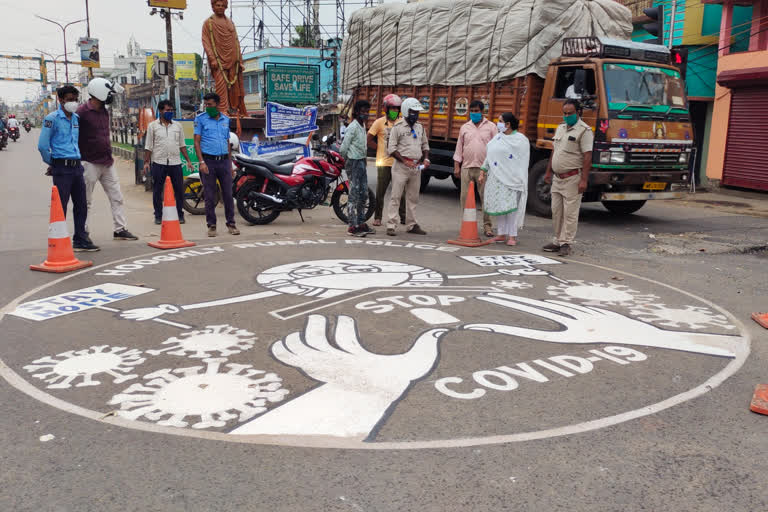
[722,87,768,191]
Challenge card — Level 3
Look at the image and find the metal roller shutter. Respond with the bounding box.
[723,87,768,191]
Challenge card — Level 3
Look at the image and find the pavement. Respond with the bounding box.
[1,130,767,511]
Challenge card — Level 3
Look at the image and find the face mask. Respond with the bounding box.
[470,112,482,123]
[406,112,419,125]
[497,121,507,133]
[387,110,398,121]
[564,113,578,126]
[357,114,369,123]
[63,102,79,114]
[162,111,174,121]
[206,106,219,117]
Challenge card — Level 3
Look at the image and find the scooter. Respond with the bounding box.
[8,126,19,142]
[233,135,375,225]
[23,121,31,133]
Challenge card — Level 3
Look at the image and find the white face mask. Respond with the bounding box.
[63,101,79,114]
[497,121,507,133]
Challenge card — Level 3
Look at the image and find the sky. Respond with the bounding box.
[0,0,386,105]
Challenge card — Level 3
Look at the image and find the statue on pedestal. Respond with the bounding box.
[202,0,247,115]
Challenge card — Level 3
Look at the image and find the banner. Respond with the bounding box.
[78,38,100,68]
[265,102,318,137]
[148,0,187,8]
[146,53,200,81]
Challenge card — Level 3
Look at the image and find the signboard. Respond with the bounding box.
[241,138,310,161]
[178,119,199,176]
[265,101,318,137]
[148,0,187,8]
[264,63,320,105]
[78,38,100,69]
[146,53,199,81]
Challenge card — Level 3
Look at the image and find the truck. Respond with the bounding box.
[344,2,694,216]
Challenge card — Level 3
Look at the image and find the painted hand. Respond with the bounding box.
[120,304,180,321]
[231,315,450,439]
[464,293,740,358]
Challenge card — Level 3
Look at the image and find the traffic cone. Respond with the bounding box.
[148,177,196,250]
[30,186,93,273]
[750,383,768,415]
[751,312,768,329]
[447,181,493,247]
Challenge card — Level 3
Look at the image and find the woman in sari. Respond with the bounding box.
[479,112,530,246]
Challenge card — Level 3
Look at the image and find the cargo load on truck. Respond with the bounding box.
[341,0,633,89]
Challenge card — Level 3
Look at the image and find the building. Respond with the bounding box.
[616,0,756,185]
[703,0,768,191]
[241,46,341,112]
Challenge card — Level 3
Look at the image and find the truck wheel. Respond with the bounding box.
[527,160,552,218]
[419,172,430,193]
[601,200,646,215]
[451,175,461,190]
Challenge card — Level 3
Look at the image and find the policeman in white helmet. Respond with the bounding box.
[78,77,138,241]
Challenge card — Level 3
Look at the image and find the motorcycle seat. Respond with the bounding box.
[235,154,294,175]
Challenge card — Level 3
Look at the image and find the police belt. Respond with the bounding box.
[202,153,229,161]
[555,169,580,179]
[52,158,81,168]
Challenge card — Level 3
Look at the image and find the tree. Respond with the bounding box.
[291,25,316,48]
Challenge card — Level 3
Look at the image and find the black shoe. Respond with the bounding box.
[407,224,427,235]
[400,217,406,225]
[114,229,138,241]
[558,244,571,257]
[542,243,561,252]
[154,218,162,225]
[179,217,185,224]
[73,240,100,252]
[361,223,376,235]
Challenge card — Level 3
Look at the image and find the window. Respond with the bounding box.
[121,76,128,85]
[553,67,596,99]
[131,76,137,85]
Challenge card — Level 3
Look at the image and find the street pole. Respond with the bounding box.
[668,0,677,49]
[164,8,177,111]
[85,0,93,80]
[35,16,85,84]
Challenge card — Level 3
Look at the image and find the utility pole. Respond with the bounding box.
[668,0,677,48]
[85,0,93,80]
[35,15,85,83]
[164,8,177,110]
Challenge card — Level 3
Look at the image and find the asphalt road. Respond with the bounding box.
[1,130,767,511]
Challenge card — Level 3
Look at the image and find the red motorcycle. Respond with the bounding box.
[8,126,19,142]
[234,135,375,225]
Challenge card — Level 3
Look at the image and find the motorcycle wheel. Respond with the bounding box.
[182,177,215,215]
[236,180,281,225]
[331,185,376,225]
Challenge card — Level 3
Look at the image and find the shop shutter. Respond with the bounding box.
[723,87,768,191]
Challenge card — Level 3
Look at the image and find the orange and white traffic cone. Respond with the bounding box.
[30,186,93,273]
[148,177,196,250]
[750,383,768,415]
[447,181,493,247]
[751,312,768,329]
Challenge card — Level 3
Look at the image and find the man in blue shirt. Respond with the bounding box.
[194,92,239,237]
[37,86,99,252]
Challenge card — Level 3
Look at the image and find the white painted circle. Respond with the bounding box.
[563,285,634,302]
[55,353,123,376]
[154,374,271,415]
[0,240,750,450]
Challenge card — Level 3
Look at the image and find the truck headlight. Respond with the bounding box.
[600,152,610,163]
[609,152,625,163]
[678,152,689,164]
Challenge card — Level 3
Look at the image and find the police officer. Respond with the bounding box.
[193,92,239,237]
[542,98,593,257]
[37,85,100,252]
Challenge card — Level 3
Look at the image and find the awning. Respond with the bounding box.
[717,66,768,87]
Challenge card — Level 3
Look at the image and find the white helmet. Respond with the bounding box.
[400,97,424,116]
[87,78,125,104]
[229,132,240,153]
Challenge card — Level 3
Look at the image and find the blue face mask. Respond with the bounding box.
[470,112,482,123]
[162,111,174,121]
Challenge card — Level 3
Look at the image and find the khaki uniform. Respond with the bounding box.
[550,119,593,245]
[386,119,429,231]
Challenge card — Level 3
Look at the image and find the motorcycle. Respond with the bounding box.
[0,129,7,150]
[8,126,19,142]
[23,122,31,133]
[233,135,376,225]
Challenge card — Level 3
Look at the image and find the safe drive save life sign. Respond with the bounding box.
[265,63,320,105]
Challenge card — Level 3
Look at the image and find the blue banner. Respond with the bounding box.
[240,139,310,159]
[265,101,318,137]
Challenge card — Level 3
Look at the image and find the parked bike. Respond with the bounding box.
[234,135,375,225]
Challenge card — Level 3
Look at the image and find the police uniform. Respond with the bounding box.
[193,111,236,229]
[386,119,429,232]
[37,107,89,246]
[550,118,593,246]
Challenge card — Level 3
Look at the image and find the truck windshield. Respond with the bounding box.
[603,63,687,110]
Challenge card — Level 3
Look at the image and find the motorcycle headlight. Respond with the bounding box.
[600,152,611,163]
[678,152,689,164]
[609,152,626,163]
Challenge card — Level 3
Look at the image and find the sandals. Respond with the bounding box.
[372,219,382,226]
[492,235,507,243]
[506,237,518,246]
[484,228,495,238]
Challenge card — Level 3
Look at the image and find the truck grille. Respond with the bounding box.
[629,153,680,165]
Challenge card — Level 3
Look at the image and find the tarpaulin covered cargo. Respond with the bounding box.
[341,0,632,89]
